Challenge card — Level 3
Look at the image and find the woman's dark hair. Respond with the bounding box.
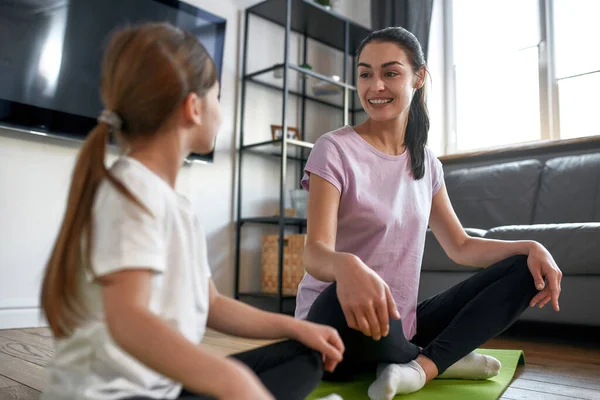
[356,27,429,180]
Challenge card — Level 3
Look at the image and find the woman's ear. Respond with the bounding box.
[414,66,427,89]
[182,92,203,126]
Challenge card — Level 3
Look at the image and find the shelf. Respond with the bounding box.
[236,0,367,315]
[247,138,312,149]
[241,138,313,161]
[247,0,371,53]
[244,65,364,112]
[239,216,307,226]
[244,63,356,91]
[247,76,345,111]
[244,64,285,80]
[289,64,356,91]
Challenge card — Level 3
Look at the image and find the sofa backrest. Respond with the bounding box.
[445,160,543,229]
[533,153,600,224]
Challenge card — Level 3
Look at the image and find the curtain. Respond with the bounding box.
[370,0,435,59]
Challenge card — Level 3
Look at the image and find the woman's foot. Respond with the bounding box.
[437,352,501,380]
[368,361,426,400]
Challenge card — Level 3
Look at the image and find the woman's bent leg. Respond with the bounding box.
[413,255,538,374]
[306,282,420,381]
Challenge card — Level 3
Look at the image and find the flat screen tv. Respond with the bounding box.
[0,0,226,163]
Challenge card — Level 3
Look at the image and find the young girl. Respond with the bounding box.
[40,23,344,400]
[295,27,563,400]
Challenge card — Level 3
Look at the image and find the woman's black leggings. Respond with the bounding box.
[124,340,322,400]
[306,255,538,381]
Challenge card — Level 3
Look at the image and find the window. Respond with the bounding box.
[451,0,541,152]
[446,0,599,154]
[553,0,600,139]
[557,73,600,139]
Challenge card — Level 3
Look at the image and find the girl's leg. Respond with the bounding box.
[412,255,538,375]
[124,340,322,400]
[227,339,323,400]
[306,282,421,381]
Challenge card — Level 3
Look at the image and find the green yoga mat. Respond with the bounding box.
[307,349,525,400]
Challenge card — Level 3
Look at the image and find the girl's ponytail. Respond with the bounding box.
[41,122,111,337]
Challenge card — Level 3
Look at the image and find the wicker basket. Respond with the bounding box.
[261,234,306,295]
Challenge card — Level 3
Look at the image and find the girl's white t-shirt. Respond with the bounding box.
[42,157,211,400]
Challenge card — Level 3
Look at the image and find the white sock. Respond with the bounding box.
[315,395,343,400]
[368,361,426,400]
[437,352,501,380]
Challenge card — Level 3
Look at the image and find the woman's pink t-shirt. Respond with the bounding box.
[295,125,444,340]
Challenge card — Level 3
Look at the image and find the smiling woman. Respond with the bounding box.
[294,26,563,400]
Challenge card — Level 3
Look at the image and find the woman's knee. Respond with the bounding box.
[505,255,537,295]
[507,255,531,276]
[492,255,529,278]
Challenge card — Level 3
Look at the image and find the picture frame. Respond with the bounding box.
[271,125,300,141]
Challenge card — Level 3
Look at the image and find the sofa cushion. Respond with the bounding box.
[422,228,487,272]
[533,153,600,224]
[485,223,600,275]
[445,160,543,229]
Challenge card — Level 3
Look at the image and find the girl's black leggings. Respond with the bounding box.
[124,339,322,399]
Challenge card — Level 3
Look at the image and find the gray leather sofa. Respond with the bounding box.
[419,152,600,327]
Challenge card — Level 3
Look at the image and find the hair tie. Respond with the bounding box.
[97,110,123,131]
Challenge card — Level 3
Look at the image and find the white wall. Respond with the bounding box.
[0,0,372,329]
[0,0,241,329]
[0,133,79,328]
[336,0,371,28]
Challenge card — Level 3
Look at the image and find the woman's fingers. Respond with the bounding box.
[537,295,552,308]
[354,310,371,337]
[375,295,390,338]
[364,305,382,340]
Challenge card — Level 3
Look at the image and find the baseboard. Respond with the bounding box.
[0,307,48,329]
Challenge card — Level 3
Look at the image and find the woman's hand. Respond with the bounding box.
[335,254,401,340]
[290,320,344,373]
[527,242,563,311]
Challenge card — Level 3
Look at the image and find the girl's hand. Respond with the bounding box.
[527,242,563,311]
[291,321,344,373]
[335,253,401,340]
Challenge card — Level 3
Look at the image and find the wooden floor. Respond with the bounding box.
[0,323,599,399]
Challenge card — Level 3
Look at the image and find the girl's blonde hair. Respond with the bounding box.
[41,23,217,338]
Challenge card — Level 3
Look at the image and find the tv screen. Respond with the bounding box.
[0,0,226,163]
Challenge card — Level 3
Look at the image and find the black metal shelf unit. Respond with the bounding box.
[234,0,370,313]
